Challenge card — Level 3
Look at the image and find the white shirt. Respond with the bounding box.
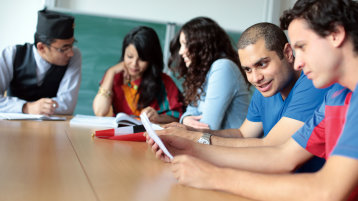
[0,44,82,114]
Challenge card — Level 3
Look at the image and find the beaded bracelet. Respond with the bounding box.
[98,87,112,98]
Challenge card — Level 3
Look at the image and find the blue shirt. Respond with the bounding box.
[180,58,250,130]
[247,72,330,137]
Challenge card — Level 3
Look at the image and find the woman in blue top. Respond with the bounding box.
[168,17,250,130]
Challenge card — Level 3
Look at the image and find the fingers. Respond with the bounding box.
[41,99,57,115]
[141,107,158,121]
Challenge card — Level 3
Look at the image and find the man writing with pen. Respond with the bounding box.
[0,8,81,115]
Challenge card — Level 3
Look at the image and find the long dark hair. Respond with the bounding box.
[168,17,249,105]
[120,26,164,110]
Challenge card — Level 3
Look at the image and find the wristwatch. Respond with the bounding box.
[197,133,212,145]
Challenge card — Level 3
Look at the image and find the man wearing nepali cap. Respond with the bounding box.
[0,9,81,115]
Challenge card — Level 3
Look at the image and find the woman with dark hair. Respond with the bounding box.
[93,26,183,123]
[169,17,250,130]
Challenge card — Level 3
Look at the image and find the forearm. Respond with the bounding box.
[211,136,266,147]
[93,94,112,116]
[209,128,243,138]
[215,168,325,201]
[0,96,26,113]
[53,82,80,115]
[93,70,116,116]
[193,142,297,173]
[53,51,81,115]
[154,114,179,124]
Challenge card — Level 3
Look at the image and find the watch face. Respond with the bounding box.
[198,138,209,144]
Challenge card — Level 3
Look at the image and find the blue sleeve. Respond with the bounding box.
[292,100,326,153]
[180,104,200,123]
[332,87,358,159]
[199,59,244,130]
[283,74,329,122]
[246,89,262,122]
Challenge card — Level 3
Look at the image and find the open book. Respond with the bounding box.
[70,113,142,128]
[0,113,66,121]
[115,113,141,126]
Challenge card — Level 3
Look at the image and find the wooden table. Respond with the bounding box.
[0,119,251,201]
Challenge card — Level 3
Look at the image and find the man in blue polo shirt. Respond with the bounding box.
[155,22,329,172]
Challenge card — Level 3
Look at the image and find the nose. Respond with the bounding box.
[294,55,304,71]
[251,69,264,83]
[134,58,140,66]
[179,45,185,56]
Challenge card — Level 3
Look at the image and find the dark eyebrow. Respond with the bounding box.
[253,57,269,67]
[241,57,269,69]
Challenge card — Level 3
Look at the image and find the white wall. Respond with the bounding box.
[56,0,268,32]
[0,0,44,51]
[0,0,297,51]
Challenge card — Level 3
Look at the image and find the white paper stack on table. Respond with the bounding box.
[0,113,66,121]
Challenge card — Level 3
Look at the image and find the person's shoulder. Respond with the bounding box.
[160,72,171,79]
[210,58,240,75]
[325,84,350,102]
[72,46,82,57]
[160,72,176,85]
[113,71,124,82]
[2,44,18,54]
[211,58,237,68]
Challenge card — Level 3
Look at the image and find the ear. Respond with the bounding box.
[36,42,47,53]
[283,43,294,63]
[329,24,346,48]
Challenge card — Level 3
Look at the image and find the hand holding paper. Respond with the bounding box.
[140,113,174,160]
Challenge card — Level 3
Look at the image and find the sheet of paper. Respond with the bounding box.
[140,113,173,160]
[0,113,66,121]
[69,114,116,128]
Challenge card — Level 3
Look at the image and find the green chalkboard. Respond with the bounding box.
[70,12,167,115]
[67,12,241,115]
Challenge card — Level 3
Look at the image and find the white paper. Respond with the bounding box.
[70,114,117,128]
[140,113,173,160]
[0,113,66,121]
